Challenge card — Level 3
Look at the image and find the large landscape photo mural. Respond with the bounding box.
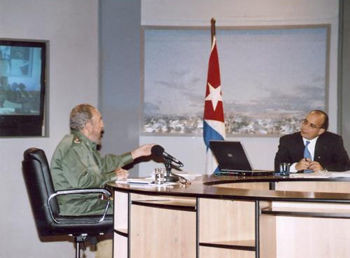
[143,26,328,136]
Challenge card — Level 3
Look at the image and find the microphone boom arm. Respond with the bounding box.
[163,157,180,182]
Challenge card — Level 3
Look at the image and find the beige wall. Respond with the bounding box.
[0,0,99,257]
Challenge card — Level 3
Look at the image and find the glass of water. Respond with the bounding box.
[154,168,165,184]
[279,162,290,176]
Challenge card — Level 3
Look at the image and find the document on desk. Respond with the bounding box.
[289,171,330,178]
[115,178,153,185]
[289,171,350,178]
[115,178,178,187]
[328,171,350,178]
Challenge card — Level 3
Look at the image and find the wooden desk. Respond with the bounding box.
[108,175,350,258]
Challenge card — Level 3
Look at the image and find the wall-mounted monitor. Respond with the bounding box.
[0,39,47,136]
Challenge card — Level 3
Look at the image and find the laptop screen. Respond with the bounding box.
[210,140,252,171]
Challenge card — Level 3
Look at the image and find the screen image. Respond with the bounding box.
[0,44,43,115]
[0,40,46,136]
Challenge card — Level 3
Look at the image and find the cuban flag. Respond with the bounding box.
[203,36,225,175]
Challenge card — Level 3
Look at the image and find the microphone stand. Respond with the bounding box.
[164,158,179,182]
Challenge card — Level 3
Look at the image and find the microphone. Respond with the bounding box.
[151,145,184,167]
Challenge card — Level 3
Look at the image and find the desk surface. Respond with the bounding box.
[108,174,350,203]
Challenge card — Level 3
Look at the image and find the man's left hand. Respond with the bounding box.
[115,168,129,180]
[309,161,324,172]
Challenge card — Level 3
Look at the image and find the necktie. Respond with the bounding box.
[303,141,312,173]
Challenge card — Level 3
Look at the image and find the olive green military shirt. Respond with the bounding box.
[50,130,133,216]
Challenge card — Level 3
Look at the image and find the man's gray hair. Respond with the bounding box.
[70,104,96,130]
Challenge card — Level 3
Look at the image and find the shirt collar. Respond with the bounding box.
[302,136,319,145]
[71,130,97,149]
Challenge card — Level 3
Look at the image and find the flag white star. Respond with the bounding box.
[205,83,222,111]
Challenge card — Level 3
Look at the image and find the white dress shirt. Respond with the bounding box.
[289,136,319,173]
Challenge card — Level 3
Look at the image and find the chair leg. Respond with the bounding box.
[75,241,81,258]
[74,234,87,258]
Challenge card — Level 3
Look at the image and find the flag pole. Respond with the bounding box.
[211,18,216,44]
[204,17,225,174]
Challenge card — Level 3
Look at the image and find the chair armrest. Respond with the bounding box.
[48,188,112,224]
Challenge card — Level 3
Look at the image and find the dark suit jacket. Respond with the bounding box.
[274,131,350,172]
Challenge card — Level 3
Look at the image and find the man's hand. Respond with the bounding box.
[308,161,323,172]
[295,158,323,172]
[131,144,155,160]
[295,158,311,171]
[115,168,129,180]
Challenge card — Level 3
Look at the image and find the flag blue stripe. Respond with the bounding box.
[213,166,221,175]
[203,120,224,149]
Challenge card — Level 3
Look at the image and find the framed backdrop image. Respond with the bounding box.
[142,25,329,136]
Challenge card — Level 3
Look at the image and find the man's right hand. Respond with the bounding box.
[130,144,155,160]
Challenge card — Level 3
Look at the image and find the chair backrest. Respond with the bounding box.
[22,148,59,237]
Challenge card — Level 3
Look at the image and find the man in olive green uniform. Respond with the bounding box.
[51,104,153,258]
[51,104,153,216]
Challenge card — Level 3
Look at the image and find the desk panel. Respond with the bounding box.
[130,195,196,258]
[110,175,350,258]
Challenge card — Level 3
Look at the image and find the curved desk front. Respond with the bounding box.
[108,175,350,258]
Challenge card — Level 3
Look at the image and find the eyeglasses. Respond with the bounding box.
[301,119,323,129]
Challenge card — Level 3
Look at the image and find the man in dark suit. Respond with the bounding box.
[274,110,350,172]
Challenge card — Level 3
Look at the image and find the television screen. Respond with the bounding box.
[0,40,46,136]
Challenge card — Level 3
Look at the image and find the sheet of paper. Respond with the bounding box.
[289,170,350,178]
[328,171,350,178]
[115,177,178,187]
[289,171,330,178]
[115,178,153,184]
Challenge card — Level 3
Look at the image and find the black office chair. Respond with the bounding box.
[22,148,113,258]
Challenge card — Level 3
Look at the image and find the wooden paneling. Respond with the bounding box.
[199,198,255,248]
[200,246,255,258]
[130,200,196,258]
[114,191,129,233]
[113,233,128,258]
[259,201,276,258]
[275,216,350,257]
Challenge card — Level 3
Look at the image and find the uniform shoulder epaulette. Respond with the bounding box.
[73,136,81,144]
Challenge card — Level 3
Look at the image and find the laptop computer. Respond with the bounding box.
[210,140,274,176]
